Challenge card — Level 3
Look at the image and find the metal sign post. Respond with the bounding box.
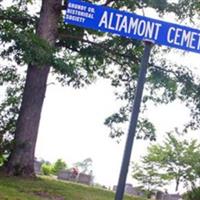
[114,41,153,200]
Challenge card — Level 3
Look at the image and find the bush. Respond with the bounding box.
[183,188,200,200]
[41,163,53,175]
[52,159,67,175]
[0,155,5,166]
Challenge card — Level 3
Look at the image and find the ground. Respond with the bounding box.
[0,175,146,200]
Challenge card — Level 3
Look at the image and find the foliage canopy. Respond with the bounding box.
[132,132,200,192]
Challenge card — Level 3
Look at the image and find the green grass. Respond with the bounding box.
[0,176,147,200]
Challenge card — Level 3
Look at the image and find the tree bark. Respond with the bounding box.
[5,0,62,176]
[175,177,180,192]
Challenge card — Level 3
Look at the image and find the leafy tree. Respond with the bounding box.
[183,187,200,200]
[132,162,167,197]
[166,0,200,19]
[1,0,200,177]
[41,163,53,176]
[0,65,23,166]
[133,132,200,192]
[74,158,93,174]
[52,159,67,175]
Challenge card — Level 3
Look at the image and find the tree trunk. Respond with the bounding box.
[175,177,180,192]
[5,0,62,176]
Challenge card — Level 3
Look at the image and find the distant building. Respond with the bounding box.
[34,160,42,175]
[113,184,182,200]
[57,169,93,185]
[163,193,182,200]
[57,169,78,182]
[113,183,144,197]
[154,191,182,200]
[78,173,93,185]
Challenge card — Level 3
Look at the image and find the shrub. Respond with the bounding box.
[183,188,200,200]
[41,163,53,175]
[52,159,67,175]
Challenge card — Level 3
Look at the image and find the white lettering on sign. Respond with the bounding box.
[137,20,146,36]
[98,11,108,28]
[68,2,87,11]
[116,14,123,30]
[167,27,175,43]
[167,27,200,50]
[119,16,128,32]
[65,14,85,23]
[67,8,94,19]
[98,11,162,41]
[128,18,138,34]
[108,12,115,30]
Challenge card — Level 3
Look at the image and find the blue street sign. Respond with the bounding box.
[65,0,200,54]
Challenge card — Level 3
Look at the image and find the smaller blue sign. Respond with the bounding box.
[65,0,200,54]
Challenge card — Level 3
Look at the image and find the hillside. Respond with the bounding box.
[0,176,146,200]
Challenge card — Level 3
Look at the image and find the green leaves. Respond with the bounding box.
[15,32,55,66]
[74,158,93,174]
[0,65,24,165]
[0,29,55,66]
[167,0,200,20]
[132,161,167,197]
[52,159,67,175]
[136,132,200,191]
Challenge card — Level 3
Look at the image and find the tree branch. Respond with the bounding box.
[153,65,181,80]
[103,0,119,6]
[58,33,139,64]
[0,10,37,26]
[61,40,128,67]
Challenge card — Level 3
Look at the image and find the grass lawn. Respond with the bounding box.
[0,175,147,200]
